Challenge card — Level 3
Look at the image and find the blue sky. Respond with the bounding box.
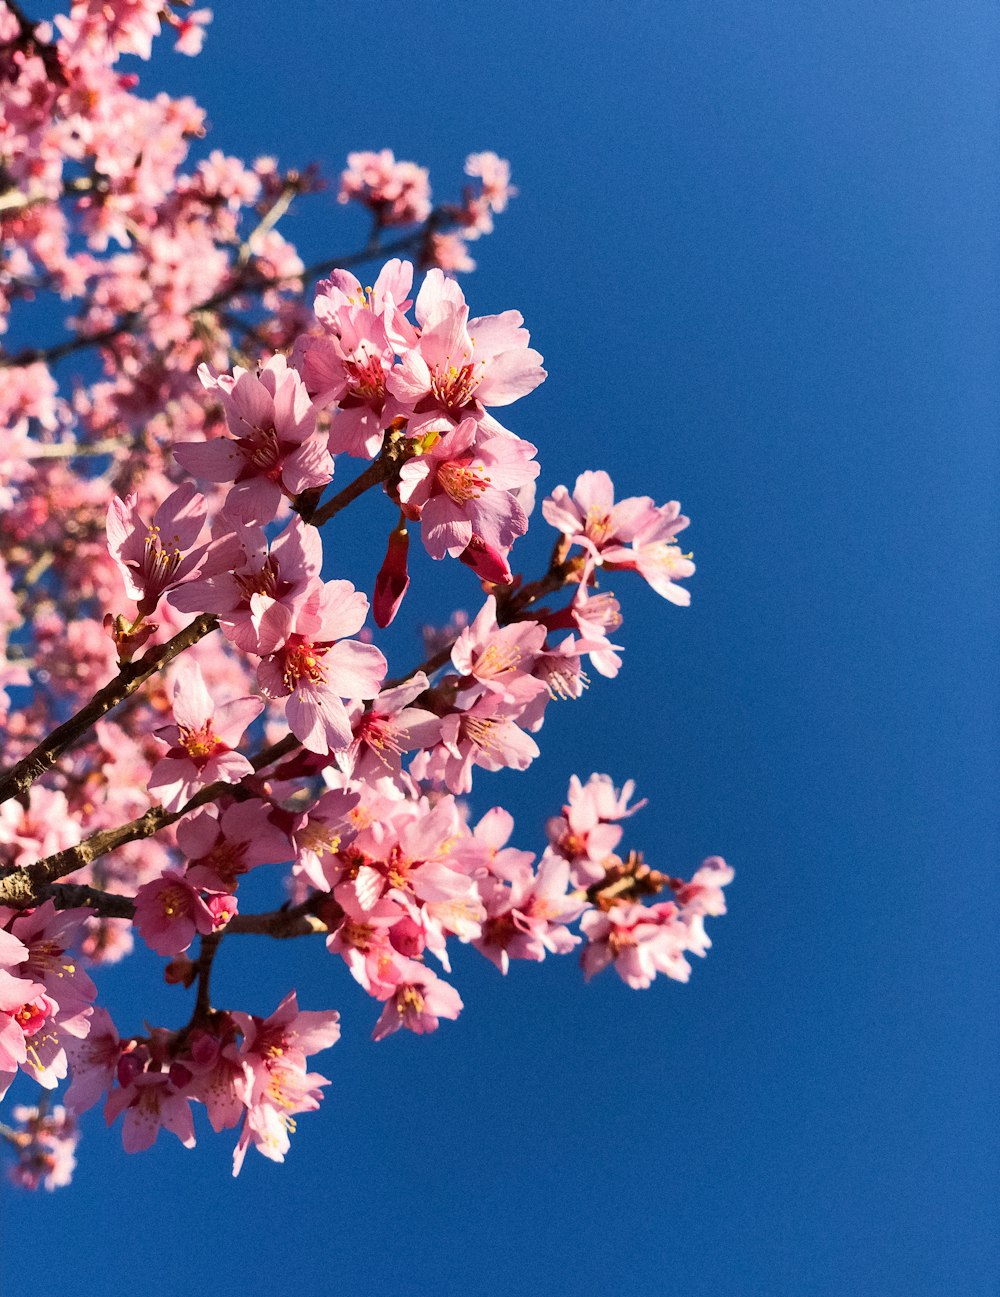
[2,2,998,1294]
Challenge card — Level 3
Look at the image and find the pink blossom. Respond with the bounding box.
[451,595,547,702]
[336,673,440,786]
[179,800,293,892]
[148,660,263,811]
[542,470,659,561]
[338,150,431,226]
[170,516,322,654]
[104,1071,196,1154]
[106,482,211,617]
[371,959,463,1040]
[465,152,517,215]
[177,355,332,523]
[547,773,646,887]
[580,902,696,989]
[133,870,217,956]
[257,580,386,755]
[475,853,584,974]
[386,271,545,432]
[397,418,539,562]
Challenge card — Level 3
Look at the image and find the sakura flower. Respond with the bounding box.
[475,853,584,974]
[337,150,431,226]
[104,1071,196,1154]
[132,871,218,956]
[64,1007,121,1113]
[6,1103,79,1191]
[336,672,440,785]
[451,595,547,702]
[410,687,545,795]
[386,271,545,433]
[177,354,332,524]
[465,152,517,215]
[106,482,211,617]
[547,773,646,888]
[580,901,696,989]
[170,516,322,655]
[371,958,463,1040]
[179,800,293,892]
[542,470,659,561]
[607,502,696,605]
[257,579,386,755]
[671,856,734,917]
[397,418,539,562]
[148,661,263,812]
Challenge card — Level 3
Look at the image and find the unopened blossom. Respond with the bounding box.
[371,958,463,1040]
[257,579,386,755]
[106,482,211,617]
[177,354,332,523]
[148,661,263,812]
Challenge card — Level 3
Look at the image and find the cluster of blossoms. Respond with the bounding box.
[0,2,732,1186]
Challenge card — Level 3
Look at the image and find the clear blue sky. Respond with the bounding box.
[3,3,997,1294]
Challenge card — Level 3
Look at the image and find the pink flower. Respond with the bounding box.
[337,150,431,226]
[451,595,547,702]
[179,800,293,892]
[386,271,545,432]
[132,871,217,956]
[580,902,695,989]
[64,1007,121,1113]
[177,354,332,524]
[542,470,658,561]
[371,959,463,1040]
[547,773,646,887]
[671,856,734,917]
[397,418,539,562]
[170,516,322,654]
[337,673,440,786]
[475,853,584,974]
[257,580,387,755]
[465,152,517,215]
[106,482,211,617]
[148,661,263,812]
[104,1071,196,1154]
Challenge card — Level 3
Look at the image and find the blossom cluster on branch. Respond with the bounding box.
[0,0,731,1184]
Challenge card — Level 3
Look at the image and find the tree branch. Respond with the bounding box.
[0,613,218,810]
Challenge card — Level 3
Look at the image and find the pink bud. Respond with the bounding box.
[459,535,512,585]
[373,520,410,628]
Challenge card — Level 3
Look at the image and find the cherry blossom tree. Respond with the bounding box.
[0,1,732,1185]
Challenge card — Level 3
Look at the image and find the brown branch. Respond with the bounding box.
[44,882,325,941]
[305,455,392,527]
[0,731,299,907]
[0,613,218,810]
